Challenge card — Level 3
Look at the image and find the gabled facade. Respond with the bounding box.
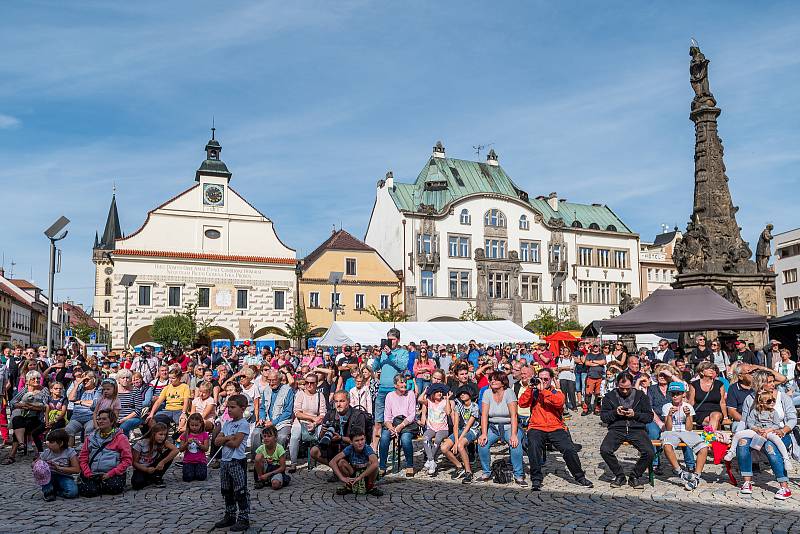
[299,230,402,334]
[638,227,681,301]
[93,131,297,349]
[365,143,640,325]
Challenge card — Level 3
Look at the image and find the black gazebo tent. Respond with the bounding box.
[591,287,767,334]
[768,311,800,357]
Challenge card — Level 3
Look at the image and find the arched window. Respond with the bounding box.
[104,278,112,296]
[606,224,618,232]
[104,300,111,313]
[588,223,600,230]
[571,220,583,228]
[519,215,529,230]
[484,209,506,228]
[459,209,471,225]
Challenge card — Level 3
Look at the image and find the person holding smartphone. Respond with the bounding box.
[599,372,654,490]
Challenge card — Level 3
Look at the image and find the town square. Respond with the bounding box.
[1,2,799,533]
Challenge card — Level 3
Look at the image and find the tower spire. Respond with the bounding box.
[98,193,122,250]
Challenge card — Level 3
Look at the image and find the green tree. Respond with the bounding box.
[285,305,314,348]
[150,313,196,348]
[525,307,582,336]
[366,301,408,322]
[459,304,497,321]
[71,320,110,345]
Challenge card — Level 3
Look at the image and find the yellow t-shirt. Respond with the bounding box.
[162,383,190,411]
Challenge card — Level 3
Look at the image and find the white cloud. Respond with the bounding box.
[0,114,20,129]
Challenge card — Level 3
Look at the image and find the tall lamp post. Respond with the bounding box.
[119,274,137,349]
[44,216,70,362]
[327,271,343,323]
[552,271,567,332]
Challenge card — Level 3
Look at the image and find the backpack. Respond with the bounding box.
[490,458,514,484]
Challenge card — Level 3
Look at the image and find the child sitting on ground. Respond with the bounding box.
[724,390,793,472]
[37,428,79,501]
[330,429,382,496]
[420,383,451,476]
[254,426,290,490]
[180,413,210,482]
[131,422,179,489]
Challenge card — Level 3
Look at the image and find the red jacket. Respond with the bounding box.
[518,387,566,432]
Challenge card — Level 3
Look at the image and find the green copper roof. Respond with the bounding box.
[388,157,633,234]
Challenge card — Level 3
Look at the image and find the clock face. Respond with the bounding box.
[203,184,224,206]
[104,267,113,275]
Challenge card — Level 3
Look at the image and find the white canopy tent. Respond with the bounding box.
[316,320,540,347]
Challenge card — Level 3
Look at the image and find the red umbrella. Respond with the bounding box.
[543,331,580,355]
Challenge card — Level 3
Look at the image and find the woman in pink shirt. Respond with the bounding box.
[301,349,324,369]
[378,374,418,476]
[412,349,437,395]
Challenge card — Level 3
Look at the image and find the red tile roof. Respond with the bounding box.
[10,279,39,290]
[113,249,296,265]
[303,229,376,266]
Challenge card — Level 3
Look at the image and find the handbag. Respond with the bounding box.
[391,415,420,436]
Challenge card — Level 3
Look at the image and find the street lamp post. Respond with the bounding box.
[328,271,343,323]
[119,274,137,349]
[552,271,567,332]
[44,216,70,362]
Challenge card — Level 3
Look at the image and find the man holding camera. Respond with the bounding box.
[518,368,593,491]
[310,391,371,476]
[371,328,409,428]
[599,372,655,489]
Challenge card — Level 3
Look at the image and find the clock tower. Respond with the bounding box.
[196,127,232,210]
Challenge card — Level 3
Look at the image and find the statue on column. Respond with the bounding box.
[756,224,774,273]
[689,41,716,110]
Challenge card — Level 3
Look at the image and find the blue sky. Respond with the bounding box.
[2,1,799,311]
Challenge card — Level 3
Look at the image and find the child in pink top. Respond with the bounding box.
[180,413,209,482]
[420,384,452,476]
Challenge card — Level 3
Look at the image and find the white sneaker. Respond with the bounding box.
[427,461,437,475]
[740,481,753,495]
[723,448,735,462]
[783,458,793,473]
[775,487,792,500]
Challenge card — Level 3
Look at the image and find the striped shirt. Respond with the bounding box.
[118,387,144,418]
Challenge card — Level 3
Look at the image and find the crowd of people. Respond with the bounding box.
[1,331,798,530]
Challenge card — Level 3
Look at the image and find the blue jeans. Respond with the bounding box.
[42,472,78,499]
[120,417,143,436]
[478,423,525,479]
[646,422,695,468]
[415,379,431,395]
[737,435,791,483]
[575,372,587,394]
[379,428,414,469]
[374,389,391,423]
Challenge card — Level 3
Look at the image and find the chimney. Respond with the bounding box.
[385,171,394,189]
[547,192,559,211]
[486,148,499,166]
[432,140,445,159]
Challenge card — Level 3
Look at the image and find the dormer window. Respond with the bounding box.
[484,209,506,228]
[519,215,529,230]
[460,209,471,225]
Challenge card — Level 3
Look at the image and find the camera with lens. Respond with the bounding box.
[529,377,541,387]
[318,425,335,447]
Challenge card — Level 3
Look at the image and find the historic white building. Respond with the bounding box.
[774,227,800,316]
[638,226,681,301]
[93,131,297,349]
[365,143,640,326]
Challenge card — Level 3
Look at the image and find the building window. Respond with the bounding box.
[596,248,610,268]
[520,274,540,301]
[104,300,110,313]
[237,289,248,309]
[198,287,210,308]
[380,294,390,310]
[488,272,510,299]
[578,247,593,267]
[168,286,181,307]
[448,235,470,258]
[460,209,471,225]
[346,258,357,276]
[330,292,340,308]
[786,296,799,312]
[778,244,800,258]
[519,215,529,230]
[783,269,798,284]
[104,278,112,296]
[417,233,435,254]
[614,250,628,269]
[549,243,563,266]
[597,282,611,304]
[309,292,320,308]
[579,280,594,303]
[274,290,285,310]
[420,270,435,297]
[520,241,540,263]
[484,209,506,227]
[647,268,653,281]
[355,294,365,310]
[449,270,470,298]
[484,239,507,259]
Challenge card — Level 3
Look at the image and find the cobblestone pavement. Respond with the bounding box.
[1,415,798,534]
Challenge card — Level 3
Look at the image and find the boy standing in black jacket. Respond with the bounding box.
[599,372,654,489]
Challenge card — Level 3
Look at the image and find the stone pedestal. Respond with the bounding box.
[673,272,775,346]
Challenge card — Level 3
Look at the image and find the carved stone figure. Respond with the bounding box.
[618,291,634,314]
[756,224,774,273]
[689,44,716,111]
[714,282,742,308]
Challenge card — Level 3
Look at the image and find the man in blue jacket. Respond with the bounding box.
[372,328,409,427]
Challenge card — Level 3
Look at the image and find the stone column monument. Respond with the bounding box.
[672,42,776,324]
